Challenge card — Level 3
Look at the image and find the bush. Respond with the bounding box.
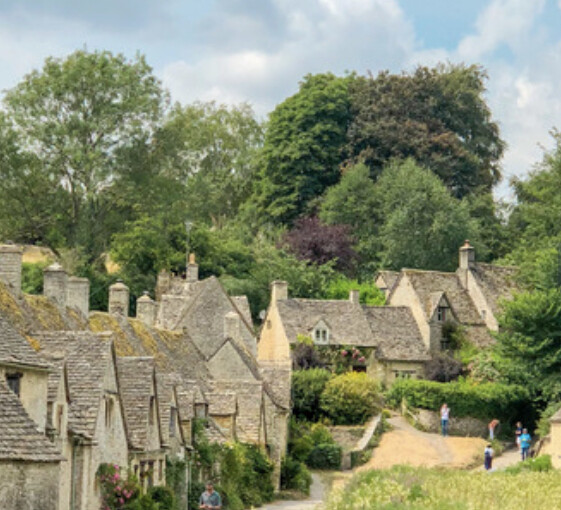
[424,353,463,382]
[320,372,381,425]
[505,455,552,474]
[292,368,333,421]
[146,486,175,510]
[535,401,561,439]
[306,443,342,470]
[386,379,529,423]
[280,456,312,493]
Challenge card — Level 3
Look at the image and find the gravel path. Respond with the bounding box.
[259,473,325,510]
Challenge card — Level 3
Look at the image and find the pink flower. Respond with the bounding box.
[358,356,365,363]
[341,350,347,357]
[116,486,121,492]
[119,498,124,505]
[352,351,358,359]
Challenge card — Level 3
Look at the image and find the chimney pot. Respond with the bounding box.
[349,289,360,304]
[270,281,288,303]
[0,243,23,296]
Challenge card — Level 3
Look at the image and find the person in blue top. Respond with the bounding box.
[519,428,532,461]
[200,482,222,510]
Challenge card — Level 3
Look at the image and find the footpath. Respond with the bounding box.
[261,414,522,509]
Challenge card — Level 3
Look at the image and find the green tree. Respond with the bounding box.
[156,102,263,226]
[324,276,385,305]
[250,73,354,225]
[496,288,561,403]
[320,163,381,273]
[346,64,504,198]
[0,50,167,258]
[374,159,480,271]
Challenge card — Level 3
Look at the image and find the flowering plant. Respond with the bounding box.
[97,463,139,510]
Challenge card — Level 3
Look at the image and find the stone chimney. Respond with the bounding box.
[224,311,241,340]
[108,280,130,317]
[349,289,360,304]
[0,242,23,297]
[66,276,90,317]
[155,269,171,301]
[43,262,68,307]
[270,281,288,304]
[459,240,475,270]
[137,291,156,326]
[186,253,199,283]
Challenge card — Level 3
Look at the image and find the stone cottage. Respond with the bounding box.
[33,331,129,510]
[384,242,518,352]
[258,281,430,384]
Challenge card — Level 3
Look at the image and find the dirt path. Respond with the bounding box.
[260,473,325,510]
[357,415,488,471]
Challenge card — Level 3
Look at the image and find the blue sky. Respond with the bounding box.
[1,0,561,198]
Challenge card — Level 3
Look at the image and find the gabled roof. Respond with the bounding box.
[0,312,50,369]
[362,306,430,362]
[117,357,160,451]
[376,270,400,292]
[467,263,518,316]
[0,380,62,462]
[396,270,484,325]
[231,296,253,329]
[33,331,115,439]
[276,299,376,347]
[156,372,185,447]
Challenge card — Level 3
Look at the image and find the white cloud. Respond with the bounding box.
[457,0,545,60]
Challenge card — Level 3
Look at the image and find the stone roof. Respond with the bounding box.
[397,270,485,325]
[33,331,114,439]
[176,388,195,421]
[156,372,184,447]
[376,271,399,292]
[362,306,430,361]
[207,391,237,416]
[467,263,519,317]
[0,312,50,369]
[211,380,264,443]
[203,419,228,444]
[276,299,376,347]
[231,296,253,329]
[117,357,159,451]
[0,380,62,462]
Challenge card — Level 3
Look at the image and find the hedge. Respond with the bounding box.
[306,443,342,470]
[386,379,529,423]
[320,372,381,425]
[292,368,333,422]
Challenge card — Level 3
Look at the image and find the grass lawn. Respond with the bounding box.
[325,462,561,510]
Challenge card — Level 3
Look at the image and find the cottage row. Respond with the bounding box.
[259,242,518,383]
[0,244,290,510]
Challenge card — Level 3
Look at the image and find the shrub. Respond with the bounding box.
[535,401,561,439]
[320,372,381,425]
[424,353,463,382]
[505,455,552,474]
[306,443,342,470]
[386,379,529,423]
[280,456,312,493]
[292,368,333,422]
[96,463,139,510]
[146,486,175,510]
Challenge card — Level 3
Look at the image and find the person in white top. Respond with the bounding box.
[440,403,450,437]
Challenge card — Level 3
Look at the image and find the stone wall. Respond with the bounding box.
[0,461,60,510]
[412,408,487,437]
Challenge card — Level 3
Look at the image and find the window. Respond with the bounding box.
[149,396,155,426]
[312,323,330,345]
[169,407,177,437]
[56,403,64,432]
[440,338,451,351]
[393,370,416,379]
[6,373,22,396]
[437,306,448,322]
[105,397,114,429]
[159,459,164,481]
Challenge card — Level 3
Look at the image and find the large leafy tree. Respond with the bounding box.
[496,288,561,403]
[346,64,505,198]
[374,159,480,271]
[155,101,263,226]
[250,73,354,225]
[0,50,167,259]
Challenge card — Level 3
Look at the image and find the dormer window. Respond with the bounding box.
[437,306,448,322]
[105,396,114,429]
[312,320,330,345]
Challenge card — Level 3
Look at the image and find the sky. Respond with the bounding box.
[1,0,561,199]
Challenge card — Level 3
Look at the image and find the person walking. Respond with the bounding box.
[519,428,532,461]
[484,444,494,471]
[200,482,222,510]
[488,419,500,440]
[440,403,450,437]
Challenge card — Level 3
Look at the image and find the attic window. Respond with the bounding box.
[437,306,449,322]
[6,372,22,397]
[105,397,114,429]
[313,327,329,345]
